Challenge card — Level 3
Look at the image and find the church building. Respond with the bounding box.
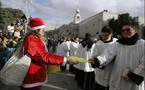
[47,8,144,39]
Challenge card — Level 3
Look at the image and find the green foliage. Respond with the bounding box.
[108,13,139,35]
[0,8,26,33]
[108,18,120,34]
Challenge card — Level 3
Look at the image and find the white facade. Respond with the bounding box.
[134,17,145,39]
[78,10,118,38]
[53,10,144,39]
[74,8,81,24]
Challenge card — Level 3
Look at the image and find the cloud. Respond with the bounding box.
[1,0,144,30]
[115,0,144,17]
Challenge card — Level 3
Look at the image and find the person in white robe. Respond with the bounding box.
[7,23,14,37]
[69,37,80,74]
[56,36,70,71]
[90,21,144,90]
[92,26,118,90]
[76,33,95,90]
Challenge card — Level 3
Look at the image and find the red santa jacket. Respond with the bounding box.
[22,34,64,88]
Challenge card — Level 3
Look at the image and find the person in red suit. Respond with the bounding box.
[20,17,74,90]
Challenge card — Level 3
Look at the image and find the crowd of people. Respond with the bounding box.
[0,20,26,70]
[53,21,144,90]
[0,17,144,90]
[0,34,21,70]
[48,21,144,90]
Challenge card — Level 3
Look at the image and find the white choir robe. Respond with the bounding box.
[56,42,70,57]
[70,42,79,56]
[92,38,117,87]
[76,43,95,72]
[69,42,80,69]
[96,39,144,90]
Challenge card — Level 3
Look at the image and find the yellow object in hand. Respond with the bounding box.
[69,56,88,63]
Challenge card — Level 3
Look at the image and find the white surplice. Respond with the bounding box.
[92,38,117,87]
[97,39,144,90]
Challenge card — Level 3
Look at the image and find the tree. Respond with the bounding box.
[108,13,139,36]
[0,8,26,33]
[108,18,120,35]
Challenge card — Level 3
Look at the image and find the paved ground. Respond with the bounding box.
[0,70,80,90]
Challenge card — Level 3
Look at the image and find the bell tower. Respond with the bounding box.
[74,8,81,24]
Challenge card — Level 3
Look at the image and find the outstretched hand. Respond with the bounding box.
[88,58,95,64]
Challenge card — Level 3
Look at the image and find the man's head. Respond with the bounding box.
[121,21,139,38]
[100,26,112,42]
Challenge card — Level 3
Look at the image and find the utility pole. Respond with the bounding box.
[24,0,28,33]
[25,0,28,19]
[0,0,2,8]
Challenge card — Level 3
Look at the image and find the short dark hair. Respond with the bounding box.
[101,26,112,34]
[122,20,139,30]
[85,33,91,39]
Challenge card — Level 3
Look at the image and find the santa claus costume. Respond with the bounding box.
[21,17,68,90]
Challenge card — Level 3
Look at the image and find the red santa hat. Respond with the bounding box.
[29,17,45,30]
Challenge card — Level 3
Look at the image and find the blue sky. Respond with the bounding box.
[1,0,144,30]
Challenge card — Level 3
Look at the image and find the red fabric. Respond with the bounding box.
[20,86,41,90]
[23,34,64,84]
[30,18,44,28]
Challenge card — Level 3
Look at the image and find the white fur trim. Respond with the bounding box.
[61,57,68,66]
[31,25,45,30]
[22,81,46,88]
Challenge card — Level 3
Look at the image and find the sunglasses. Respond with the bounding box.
[122,28,130,32]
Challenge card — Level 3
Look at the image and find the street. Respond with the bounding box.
[0,70,79,90]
